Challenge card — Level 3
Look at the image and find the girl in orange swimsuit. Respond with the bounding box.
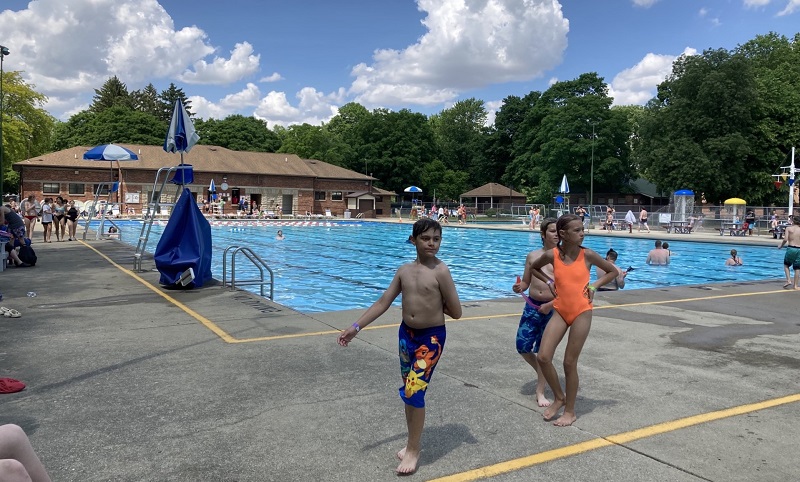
[529,214,618,427]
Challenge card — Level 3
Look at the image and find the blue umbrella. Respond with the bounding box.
[83,143,139,161]
[83,143,139,183]
[164,100,199,186]
[209,179,217,201]
[404,186,423,193]
[164,99,199,158]
[559,174,570,194]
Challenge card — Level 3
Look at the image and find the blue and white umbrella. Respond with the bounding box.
[164,99,199,157]
[559,175,570,194]
[209,179,217,201]
[83,143,139,162]
[164,100,200,186]
[404,186,423,193]
[83,143,139,184]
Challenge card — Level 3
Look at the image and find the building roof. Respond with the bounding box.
[460,182,526,198]
[14,144,374,181]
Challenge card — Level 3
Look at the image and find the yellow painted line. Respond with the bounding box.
[80,241,238,343]
[428,393,800,482]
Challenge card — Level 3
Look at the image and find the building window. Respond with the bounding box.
[93,184,110,196]
[43,183,59,194]
[331,191,343,201]
[314,191,326,201]
[69,183,85,195]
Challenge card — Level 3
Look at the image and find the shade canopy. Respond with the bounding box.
[83,144,139,161]
[674,189,694,196]
[559,174,570,194]
[404,186,423,193]
[724,198,747,205]
[164,99,199,155]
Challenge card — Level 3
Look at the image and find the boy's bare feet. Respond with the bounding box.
[543,398,564,421]
[553,411,577,427]
[536,392,552,407]
[396,447,419,475]
[783,283,792,289]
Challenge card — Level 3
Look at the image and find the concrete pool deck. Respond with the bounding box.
[1,230,799,481]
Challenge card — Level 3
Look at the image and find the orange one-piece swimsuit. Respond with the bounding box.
[552,247,592,326]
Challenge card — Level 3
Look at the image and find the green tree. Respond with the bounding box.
[634,48,762,203]
[196,115,280,152]
[1,70,56,192]
[419,159,469,201]
[158,83,191,122]
[429,98,489,186]
[358,109,438,196]
[485,92,541,195]
[131,83,162,118]
[52,106,166,148]
[507,73,632,204]
[90,76,133,113]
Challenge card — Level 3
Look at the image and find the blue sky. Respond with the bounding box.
[1,0,798,127]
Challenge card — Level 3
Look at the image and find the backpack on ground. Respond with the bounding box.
[18,245,37,266]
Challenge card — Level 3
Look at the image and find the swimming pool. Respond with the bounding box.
[106,220,784,313]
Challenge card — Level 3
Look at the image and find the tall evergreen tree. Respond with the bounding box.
[158,83,191,122]
[131,83,161,118]
[90,76,132,113]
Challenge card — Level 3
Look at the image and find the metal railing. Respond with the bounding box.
[222,245,274,299]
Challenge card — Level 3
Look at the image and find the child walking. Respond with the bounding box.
[530,214,618,426]
[337,218,462,475]
[512,217,558,407]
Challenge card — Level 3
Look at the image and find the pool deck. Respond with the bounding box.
[1,227,799,481]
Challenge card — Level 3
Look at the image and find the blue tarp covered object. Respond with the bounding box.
[154,188,213,288]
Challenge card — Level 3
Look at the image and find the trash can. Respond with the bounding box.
[344,210,351,219]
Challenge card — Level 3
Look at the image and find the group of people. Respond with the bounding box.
[409,204,468,224]
[337,214,622,474]
[3,195,79,244]
[573,205,652,233]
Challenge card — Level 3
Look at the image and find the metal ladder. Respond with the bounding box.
[132,166,186,271]
[81,181,124,241]
[222,246,274,299]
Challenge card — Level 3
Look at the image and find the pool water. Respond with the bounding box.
[106,220,784,313]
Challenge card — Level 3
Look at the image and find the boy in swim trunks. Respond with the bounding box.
[513,217,558,407]
[529,214,618,427]
[337,218,462,475]
[778,215,800,290]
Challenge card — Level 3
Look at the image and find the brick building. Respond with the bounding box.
[13,144,396,217]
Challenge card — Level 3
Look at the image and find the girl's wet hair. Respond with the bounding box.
[412,218,442,238]
[555,213,583,257]
[556,213,582,234]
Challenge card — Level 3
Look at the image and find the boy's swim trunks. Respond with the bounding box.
[398,321,446,408]
[785,246,800,269]
[516,298,553,354]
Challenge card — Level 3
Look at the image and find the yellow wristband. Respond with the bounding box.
[588,285,597,292]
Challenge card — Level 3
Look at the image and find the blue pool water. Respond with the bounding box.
[105,220,784,313]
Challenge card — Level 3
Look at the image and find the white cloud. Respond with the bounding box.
[484,100,503,127]
[699,7,708,16]
[742,0,800,13]
[180,42,260,84]
[259,73,283,83]
[632,0,659,7]
[0,0,258,119]
[349,0,569,108]
[777,0,800,15]
[608,47,698,106]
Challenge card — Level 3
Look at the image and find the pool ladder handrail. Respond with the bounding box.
[222,245,275,299]
[133,166,184,272]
